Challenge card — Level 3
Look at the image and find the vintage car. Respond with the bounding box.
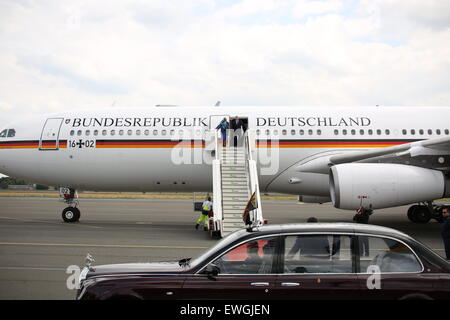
[76,223,450,300]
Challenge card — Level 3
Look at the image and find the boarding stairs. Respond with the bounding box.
[210,130,264,238]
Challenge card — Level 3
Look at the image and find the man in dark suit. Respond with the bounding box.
[230,116,245,147]
[441,206,450,260]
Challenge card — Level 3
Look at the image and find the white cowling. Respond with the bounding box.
[330,163,446,210]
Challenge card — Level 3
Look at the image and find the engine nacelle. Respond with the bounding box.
[330,163,448,210]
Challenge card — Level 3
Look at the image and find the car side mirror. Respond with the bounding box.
[205,264,220,279]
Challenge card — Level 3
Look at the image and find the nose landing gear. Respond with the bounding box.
[60,187,80,223]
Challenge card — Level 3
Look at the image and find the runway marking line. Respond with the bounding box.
[0,242,208,249]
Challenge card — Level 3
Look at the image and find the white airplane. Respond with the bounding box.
[0,106,449,226]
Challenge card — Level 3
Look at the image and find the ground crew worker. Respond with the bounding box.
[441,206,450,259]
[196,196,213,231]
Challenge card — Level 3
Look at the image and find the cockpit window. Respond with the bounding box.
[7,129,15,137]
[0,129,6,137]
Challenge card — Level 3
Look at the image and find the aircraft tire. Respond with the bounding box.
[407,205,418,223]
[410,205,431,224]
[62,207,81,223]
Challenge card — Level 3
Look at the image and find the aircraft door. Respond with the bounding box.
[39,118,64,150]
[209,115,230,130]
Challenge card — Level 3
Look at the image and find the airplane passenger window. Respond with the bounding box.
[428,129,432,135]
[342,129,347,135]
[359,130,364,135]
[411,129,415,135]
[127,130,132,136]
[282,129,287,135]
[308,129,313,135]
[368,129,373,135]
[291,130,295,135]
[376,129,381,135]
[445,129,449,135]
[402,129,407,135]
[419,129,424,135]
[385,129,390,135]
[162,130,167,136]
[299,130,304,135]
[102,130,107,136]
[110,130,115,136]
[136,130,141,136]
[77,130,82,136]
[334,129,338,135]
[351,129,356,135]
[256,130,260,135]
[86,130,90,136]
[94,130,98,136]
[317,129,322,135]
[70,130,75,136]
[436,129,441,135]
[170,130,175,136]
[273,130,278,135]
[0,129,6,137]
[145,130,150,136]
[265,129,270,136]
[153,130,158,135]
[118,130,123,136]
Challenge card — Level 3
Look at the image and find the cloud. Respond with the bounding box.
[0,0,449,128]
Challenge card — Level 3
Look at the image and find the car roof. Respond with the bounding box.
[243,223,415,240]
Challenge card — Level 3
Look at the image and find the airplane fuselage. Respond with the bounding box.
[1,106,449,198]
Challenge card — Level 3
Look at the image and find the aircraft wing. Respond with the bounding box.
[297,136,450,174]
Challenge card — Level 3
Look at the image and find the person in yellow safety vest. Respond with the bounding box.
[196,196,213,231]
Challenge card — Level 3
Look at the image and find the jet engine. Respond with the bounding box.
[329,163,449,210]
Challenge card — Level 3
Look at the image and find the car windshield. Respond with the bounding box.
[189,230,246,268]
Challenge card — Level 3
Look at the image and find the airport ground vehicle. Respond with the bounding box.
[76,223,450,300]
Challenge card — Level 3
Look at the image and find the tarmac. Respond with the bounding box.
[0,197,446,300]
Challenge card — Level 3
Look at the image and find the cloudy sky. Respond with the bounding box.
[1,0,450,127]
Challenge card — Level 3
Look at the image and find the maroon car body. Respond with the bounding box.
[76,223,450,300]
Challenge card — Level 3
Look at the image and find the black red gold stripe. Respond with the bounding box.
[95,139,205,148]
[0,140,68,149]
[0,139,422,149]
[256,139,421,148]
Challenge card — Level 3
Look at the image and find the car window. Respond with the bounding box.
[211,237,277,274]
[358,236,422,273]
[283,235,353,274]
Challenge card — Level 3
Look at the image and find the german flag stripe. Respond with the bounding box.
[256,139,420,148]
[95,139,205,148]
[0,140,67,149]
[0,139,420,149]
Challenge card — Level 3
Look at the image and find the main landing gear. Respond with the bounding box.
[60,187,81,223]
[407,201,444,224]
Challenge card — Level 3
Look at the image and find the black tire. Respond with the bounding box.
[62,207,80,223]
[407,205,419,222]
[434,207,444,223]
[211,230,222,239]
[411,205,431,224]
